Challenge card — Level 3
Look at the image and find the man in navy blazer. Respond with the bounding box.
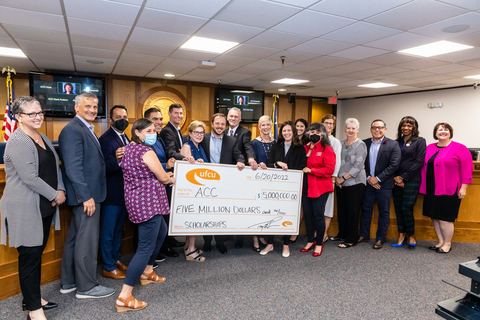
[358,119,401,249]
[201,113,245,254]
[160,103,187,160]
[98,105,130,280]
[59,92,114,299]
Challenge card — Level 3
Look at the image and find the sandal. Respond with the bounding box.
[115,295,147,313]
[323,236,329,243]
[338,242,355,248]
[140,271,166,285]
[329,236,344,241]
[186,249,206,262]
[253,246,261,252]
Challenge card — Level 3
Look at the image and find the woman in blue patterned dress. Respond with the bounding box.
[180,121,208,262]
[115,118,175,313]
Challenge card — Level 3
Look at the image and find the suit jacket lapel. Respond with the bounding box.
[75,117,104,158]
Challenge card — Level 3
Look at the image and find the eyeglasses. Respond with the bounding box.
[20,111,45,118]
[371,126,385,130]
[192,131,204,136]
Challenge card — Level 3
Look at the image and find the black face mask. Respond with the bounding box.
[310,134,320,143]
[113,119,129,131]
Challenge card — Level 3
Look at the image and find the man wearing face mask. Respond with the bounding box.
[98,105,130,279]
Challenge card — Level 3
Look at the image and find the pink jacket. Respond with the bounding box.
[419,141,473,195]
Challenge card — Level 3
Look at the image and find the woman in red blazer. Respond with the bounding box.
[300,122,336,257]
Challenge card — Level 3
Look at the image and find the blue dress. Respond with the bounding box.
[252,138,276,164]
[186,139,208,162]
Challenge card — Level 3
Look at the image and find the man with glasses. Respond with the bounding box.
[358,119,400,249]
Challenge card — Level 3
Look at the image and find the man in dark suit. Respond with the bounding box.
[59,92,114,299]
[98,105,129,280]
[160,103,186,160]
[201,113,245,254]
[358,119,401,249]
[226,107,258,248]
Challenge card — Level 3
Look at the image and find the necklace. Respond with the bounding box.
[345,138,356,146]
[260,135,274,161]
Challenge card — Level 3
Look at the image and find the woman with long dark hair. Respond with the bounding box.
[295,118,309,146]
[391,116,426,249]
[263,121,307,258]
[300,122,335,257]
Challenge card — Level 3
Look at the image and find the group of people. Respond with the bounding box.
[0,92,474,318]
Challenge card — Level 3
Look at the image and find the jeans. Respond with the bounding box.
[359,185,392,241]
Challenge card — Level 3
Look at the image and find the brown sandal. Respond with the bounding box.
[140,271,166,285]
[115,295,147,313]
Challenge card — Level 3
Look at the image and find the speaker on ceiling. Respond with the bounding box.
[287,92,296,104]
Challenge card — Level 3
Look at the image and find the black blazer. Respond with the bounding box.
[231,125,256,164]
[267,142,307,170]
[160,122,186,160]
[363,137,401,189]
[99,127,129,206]
[201,132,244,165]
[395,137,426,183]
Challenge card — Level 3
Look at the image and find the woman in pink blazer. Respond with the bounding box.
[420,122,473,254]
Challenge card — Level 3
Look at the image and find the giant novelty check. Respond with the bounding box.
[168,161,303,236]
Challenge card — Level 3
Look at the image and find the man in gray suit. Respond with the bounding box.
[59,92,114,299]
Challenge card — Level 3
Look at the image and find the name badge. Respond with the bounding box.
[316,152,322,156]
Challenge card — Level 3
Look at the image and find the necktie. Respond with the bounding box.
[229,129,233,136]
[121,134,128,146]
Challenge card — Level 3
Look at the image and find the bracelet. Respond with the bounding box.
[342,175,347,180]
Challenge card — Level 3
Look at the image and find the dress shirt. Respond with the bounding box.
[209,134,223,164]
[368,136,384,181]
[75,115,99,145]
[169,121,183,148]
[228,126,238,137]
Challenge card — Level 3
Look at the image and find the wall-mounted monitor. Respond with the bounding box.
[29,71,106,118]
[216,88,264,123]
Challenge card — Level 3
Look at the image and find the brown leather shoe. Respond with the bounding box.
[115,260,128,271]
[103,268,126,280]
[357,236,371,243]
[373,240,385,249]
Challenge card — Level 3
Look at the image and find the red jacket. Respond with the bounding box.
[304,143,336,198]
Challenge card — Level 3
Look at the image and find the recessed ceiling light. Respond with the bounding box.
[181,36,239,54]
[398,40,473,57]
[278,88,287,92]
[164,74,175,77]
[86,60,104,64]
[271,78,309,85]
[358,82,398,88]
[464,75,480,80]
[231,90,254,93]
[442,24,470,33]
[0,47,27,58]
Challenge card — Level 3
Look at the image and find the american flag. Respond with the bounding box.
[2,75,17,141]
[271,95,278,140]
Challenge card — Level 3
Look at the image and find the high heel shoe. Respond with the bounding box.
[312,244,324,257]
[140,271,166,285]
[407,236,416,249]
[391,241,404,247]
[22,301,58,311]
[300,241,316,252]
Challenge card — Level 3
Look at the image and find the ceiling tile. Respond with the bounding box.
[0,37,18,48]
[419,63,473,74]
[0,56,37,72]
[393,58,450,69]
[307,68,352,77]
[124,42,176,57]
[113,68,149,77]
[329,46,390,60]
[136,8,208,34]
[362,52,418,65]
[70,35,125,51]
[73,46,120,60]
[290,38,354,55]
[246,59,291,70]
[75,63,114,74]
[459,58,480,68]
[0,0,62,14]
[410,12,480,39]
[64,0,140,26]
[145,0,230,18]
[208,72,256,84]
[279,63,324,73]
[176,74,214,82]
[446,68,480,77]
[448,31,480,47]
[257,70,303,81]
[309,0,411,20]
[148,65,194,76]
[118,52,165,65]
[17,39,70,55]
[169,50,219,61]
[321,22,402,45]
[426,47,480,63]
[265,0,320,8]
[263,51,318,64]
[159,58,199,69]
[34,59,75,72]
[335,61,382,72]
[196,20,265,43]
[215,0,300,28]
[0,6,65,32]
[367,65,411,75]
[339,72,379,80]
[68,18,131,41]
[4,25,69,45]
[207,63,238,73]
[365,32,437,51]
[245,30,313,50]
[365,0,468,31]
[226,45,282,59]
[115,60,154,71]
[213,55,257,66]
[272,10,355,37]
[129,28,189,47]
[233,65,276,76]
[302,56,353,68]
[388,70,436,78]
[27,51,73,63]
[439,0,480,10]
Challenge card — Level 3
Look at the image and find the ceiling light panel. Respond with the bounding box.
[398,40,473,57]
[0,47,27,58]
[180,36,239,54]
[358,82,398,88]
[271,78,309,84]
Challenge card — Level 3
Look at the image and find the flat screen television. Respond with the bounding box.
[29,71,106,118]
[216,88,264,123]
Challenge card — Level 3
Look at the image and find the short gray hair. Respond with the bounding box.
[74,92,98,105]
[11,96,41,115]
[345,118,360,129]
[228,107,242,116]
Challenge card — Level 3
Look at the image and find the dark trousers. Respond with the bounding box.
[100,205,127,271]
[124,215,167,287]
[336,184,365,243]
[359,185,392,241]
[392,182,420,235]
[267,235,289,245]
[302,192,329,244]
[61,204,101,292]
[17,214,54,311]
[203,235,226,246]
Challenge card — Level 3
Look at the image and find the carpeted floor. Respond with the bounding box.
[2,237,479,320]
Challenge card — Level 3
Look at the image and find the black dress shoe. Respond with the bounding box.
[217,243,228,254]
[155,253,166,262]
[373,240,384,249]
[22,301,58,311]
[203,242,212,252]
[235,239,244,249]
[162,247,179,257]
[357,237,371,243]
[170,238,186,247]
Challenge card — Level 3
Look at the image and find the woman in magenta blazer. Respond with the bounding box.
[420,122,473,254]
[300,122,336,257]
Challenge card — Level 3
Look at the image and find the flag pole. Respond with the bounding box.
[271,94,279,140]
[2,66,17,141]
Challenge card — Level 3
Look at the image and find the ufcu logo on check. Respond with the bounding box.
[186,168,220,186]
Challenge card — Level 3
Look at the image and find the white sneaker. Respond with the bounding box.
[76,285,115,299]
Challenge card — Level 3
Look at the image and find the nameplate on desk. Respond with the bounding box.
[168,161,303,236]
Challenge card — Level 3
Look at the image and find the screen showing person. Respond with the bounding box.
[58,82,80,95]
[234,95,248,106]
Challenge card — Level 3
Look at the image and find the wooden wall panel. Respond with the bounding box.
[167,84,188,99]
[295,98,309,122]
[191,86,211,122]
[264,95,273,118]
[278,97,292,125]
[112,79,136,117]
[141,82,162,95]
